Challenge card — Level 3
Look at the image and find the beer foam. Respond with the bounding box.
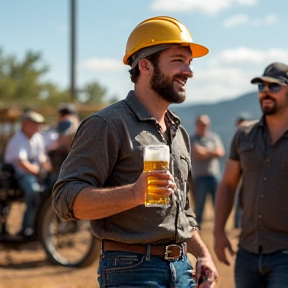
[144,145,170,161]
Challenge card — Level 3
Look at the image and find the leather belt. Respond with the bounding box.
[102,239,186,261]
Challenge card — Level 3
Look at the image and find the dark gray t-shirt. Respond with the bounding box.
[190,132,223,178]
[52,91,198,245]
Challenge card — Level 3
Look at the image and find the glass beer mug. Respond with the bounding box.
[143,145,170,207]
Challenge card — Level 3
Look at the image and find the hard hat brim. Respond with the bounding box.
[123,42,209,65]
[189,43,209,58]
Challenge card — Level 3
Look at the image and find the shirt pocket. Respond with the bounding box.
[177,155,190,208]
[179,154,190,182]
[280,149,288,171]
[238,143,256,171]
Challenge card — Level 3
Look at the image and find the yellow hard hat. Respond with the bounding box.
[123,16,209,65]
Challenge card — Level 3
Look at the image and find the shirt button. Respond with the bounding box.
[263,177,267,181]
[260,194,264,199]
[258,215,262,219]
[266,158,270,163]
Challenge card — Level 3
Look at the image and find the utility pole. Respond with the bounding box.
[70,0,76,102]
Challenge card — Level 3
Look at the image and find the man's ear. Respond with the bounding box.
[138,58,151,74]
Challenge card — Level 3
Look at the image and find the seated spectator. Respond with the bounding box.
[4,111,52,237]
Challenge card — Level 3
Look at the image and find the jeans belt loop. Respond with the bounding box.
[146,244,151,261]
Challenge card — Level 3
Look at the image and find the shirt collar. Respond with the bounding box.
[258,115,265,128]
[125,90,181,127]
[258,115,288,138]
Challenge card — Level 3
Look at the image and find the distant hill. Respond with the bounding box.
[170,91,262,172]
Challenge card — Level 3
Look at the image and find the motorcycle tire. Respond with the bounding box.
[38,196,100,267]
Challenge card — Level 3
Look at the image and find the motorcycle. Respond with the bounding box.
[0,163,99,268]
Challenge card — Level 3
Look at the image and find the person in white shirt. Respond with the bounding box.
[4,111,52,237]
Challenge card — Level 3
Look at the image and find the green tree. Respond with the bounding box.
[0,47,118,111]
[0,48,68,107]
[78,80,107,104]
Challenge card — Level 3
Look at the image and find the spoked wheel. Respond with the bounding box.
[39,197,99,267]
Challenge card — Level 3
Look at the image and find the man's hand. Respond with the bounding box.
[40,160,52,173]
[132,170,176,205]
[196,256,218,287]
[213,231,235,265]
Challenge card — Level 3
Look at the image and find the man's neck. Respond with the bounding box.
[134,87,169,130]
[265,113,288,145]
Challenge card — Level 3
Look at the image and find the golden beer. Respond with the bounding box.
[143,145,170,207]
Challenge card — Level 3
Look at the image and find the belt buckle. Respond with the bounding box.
[164,244,182,261]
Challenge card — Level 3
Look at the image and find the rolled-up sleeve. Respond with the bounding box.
[52,114,119,220]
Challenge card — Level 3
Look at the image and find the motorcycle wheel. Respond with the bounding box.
[39,197,100,267]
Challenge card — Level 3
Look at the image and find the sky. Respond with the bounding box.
[1,0,288,105]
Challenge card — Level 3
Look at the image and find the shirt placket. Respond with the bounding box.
[257,130,273,249]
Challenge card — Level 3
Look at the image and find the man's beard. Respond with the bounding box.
[260,95,277,115]
[150,66,186,104]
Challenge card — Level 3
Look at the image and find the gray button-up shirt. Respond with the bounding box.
[230,116,288,253]
[52,91,198,245]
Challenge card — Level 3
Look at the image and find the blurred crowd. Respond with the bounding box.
[0,103,80,238]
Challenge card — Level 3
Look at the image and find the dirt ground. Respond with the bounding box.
[0,198,239,288]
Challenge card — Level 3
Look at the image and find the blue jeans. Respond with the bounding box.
[194,176,218,225]
[17,174,43,232]
[97,248,196,287]
[235,247,288,288]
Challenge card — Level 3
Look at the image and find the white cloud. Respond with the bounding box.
[80,58,124,72]
[252,13,277,26]
[185,66,251,103]
[223,13,277,28]
[210,47,288,65]
[223,14,248,27]
[151,0,231,14]
[266,13,277,24]
[78,48,288,104]
[237,0,257,5]
[151,0,258,14]
[183,47,288,103]
[58,24,68,34]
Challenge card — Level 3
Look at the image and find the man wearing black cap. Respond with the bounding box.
[214,62,288,288]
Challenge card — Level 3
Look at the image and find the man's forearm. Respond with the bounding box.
[72,184,140,220]
[18,160,40,176]
[213,184,236,234]
[187,230,210,258]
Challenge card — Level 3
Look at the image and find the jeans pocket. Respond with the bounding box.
[170,259,195,288]
[98,253,171,287]
[99,254,146,287]
[113,254,142,267]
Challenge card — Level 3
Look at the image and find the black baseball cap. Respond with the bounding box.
[251,62,288,85]
[58,103,77,116]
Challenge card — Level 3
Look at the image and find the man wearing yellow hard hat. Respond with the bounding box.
[53,16,218,287]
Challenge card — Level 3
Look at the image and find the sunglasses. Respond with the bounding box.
[258,83,284,93]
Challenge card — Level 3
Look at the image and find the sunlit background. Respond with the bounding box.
[1,0,287,105]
